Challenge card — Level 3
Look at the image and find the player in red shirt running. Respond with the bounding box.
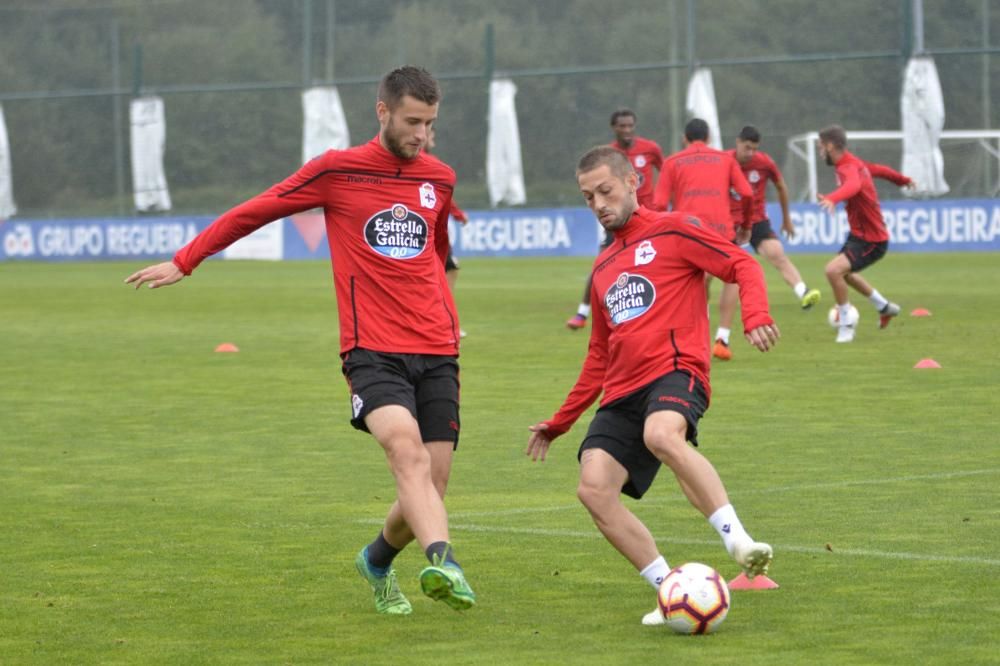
[817,125,913,343]
[567,109,664,330]
[125,66,475,615]
[712,126,822,361]
[528,146,779,625]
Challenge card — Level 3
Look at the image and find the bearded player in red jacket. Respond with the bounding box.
[817,125,913,343]
[527,146,779,625]
[126,66,475,615]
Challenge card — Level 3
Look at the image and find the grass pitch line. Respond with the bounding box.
[353,519,1000,567]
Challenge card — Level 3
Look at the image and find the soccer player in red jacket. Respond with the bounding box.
[567,108,664,330]
[125,66,475,615]
[817,125,914,343]
[712,125,822,361]
[527,146,779,625]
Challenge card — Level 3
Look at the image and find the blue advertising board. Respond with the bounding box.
[2,198,999,263]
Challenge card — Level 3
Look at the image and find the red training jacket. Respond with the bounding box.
[173,136,461,356]
[653,141,753,241]
[727,149,782,223]
[822,151,911,243]
[542,206,773,439]
[610,136,665,209]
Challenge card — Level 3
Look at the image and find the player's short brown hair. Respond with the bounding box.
[819,124,848,149]
[378,66,441,110]
[576,145,634,179]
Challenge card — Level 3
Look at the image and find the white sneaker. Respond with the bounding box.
[835,324,855,343]
[733,540,773,578]
[642,607,666,626]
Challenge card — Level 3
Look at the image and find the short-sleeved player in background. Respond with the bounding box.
[529,146,778,626]
[817,124,914,343]
[712,125,822,361]
[427,125,469,338]
[125,66,476,615]
[567,109,664,330]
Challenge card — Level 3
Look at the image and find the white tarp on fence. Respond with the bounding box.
[302,86,350,164]
[487,79,526,206]
[901,56,949,196]
[685,67,723,149]
[129,96,172,212]
[0,104,17,219]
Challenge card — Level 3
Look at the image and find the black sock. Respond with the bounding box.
[425,541,460,568]
[366,531,402,572]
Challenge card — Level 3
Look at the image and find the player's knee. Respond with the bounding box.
[576,478,616,514]
[384,437,431,477]
[645,429,688,466]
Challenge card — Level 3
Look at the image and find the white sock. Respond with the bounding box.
[640,555,671,589]
[708,504,752,556]
[577,304,591,318]
[838,303,853,326]
[793,282,807,299]
[715,327,731,345]
[868,289,888,310]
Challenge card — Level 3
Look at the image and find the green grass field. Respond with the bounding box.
[2,253,998,665]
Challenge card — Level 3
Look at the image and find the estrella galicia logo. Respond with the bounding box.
[605,272,656,325]
[364,203,428,259]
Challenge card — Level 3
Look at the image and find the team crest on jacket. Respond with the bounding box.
[419,182,437,208]
[364,204,428,259]
[634,240,656,266]
[634,155,647,168]
[748,169,760,184]
[605,272,656,325]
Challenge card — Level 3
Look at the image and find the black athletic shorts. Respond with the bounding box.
[839,234,888,272]
[445,252,459,271]
[578,371,708,500]
[749,219,778,252]
[341,348,460,447]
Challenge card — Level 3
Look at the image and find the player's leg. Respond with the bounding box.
[825,252,858,343]
[843,242,900,328]
[641,374,772,577]
[567,272,593,329]
[712,283,738,360]
[577,403,674,624]
[757,235,820,309]
[577,448,661,571]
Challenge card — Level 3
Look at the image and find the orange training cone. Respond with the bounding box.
[215,343,240,353]
[728,572,779,590]
[910,308,932,317]
[913,358,941,369]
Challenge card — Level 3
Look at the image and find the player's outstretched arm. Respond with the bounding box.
[526,423,553,462]
[744,323,780,352]
[125,261,185,290]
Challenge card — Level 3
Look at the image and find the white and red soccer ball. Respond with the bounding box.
[827,304,860,328]
[656,562,731,634]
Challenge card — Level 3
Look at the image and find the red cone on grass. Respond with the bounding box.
[214,343,240,353]
[910,308,932,317]
[913,358,941,369]
[728,572,779,590]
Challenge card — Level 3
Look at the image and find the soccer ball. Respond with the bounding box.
[827,304,860,328]
[656,562,731,634]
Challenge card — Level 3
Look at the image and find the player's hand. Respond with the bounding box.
[818,196,836,215]
[455,213,469,225]
[745,322,780,352]
[903,180,917,192]
[526,423,553,462]
[734,225,751,246]
[781,218,796,239]
[125,261,185,290]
